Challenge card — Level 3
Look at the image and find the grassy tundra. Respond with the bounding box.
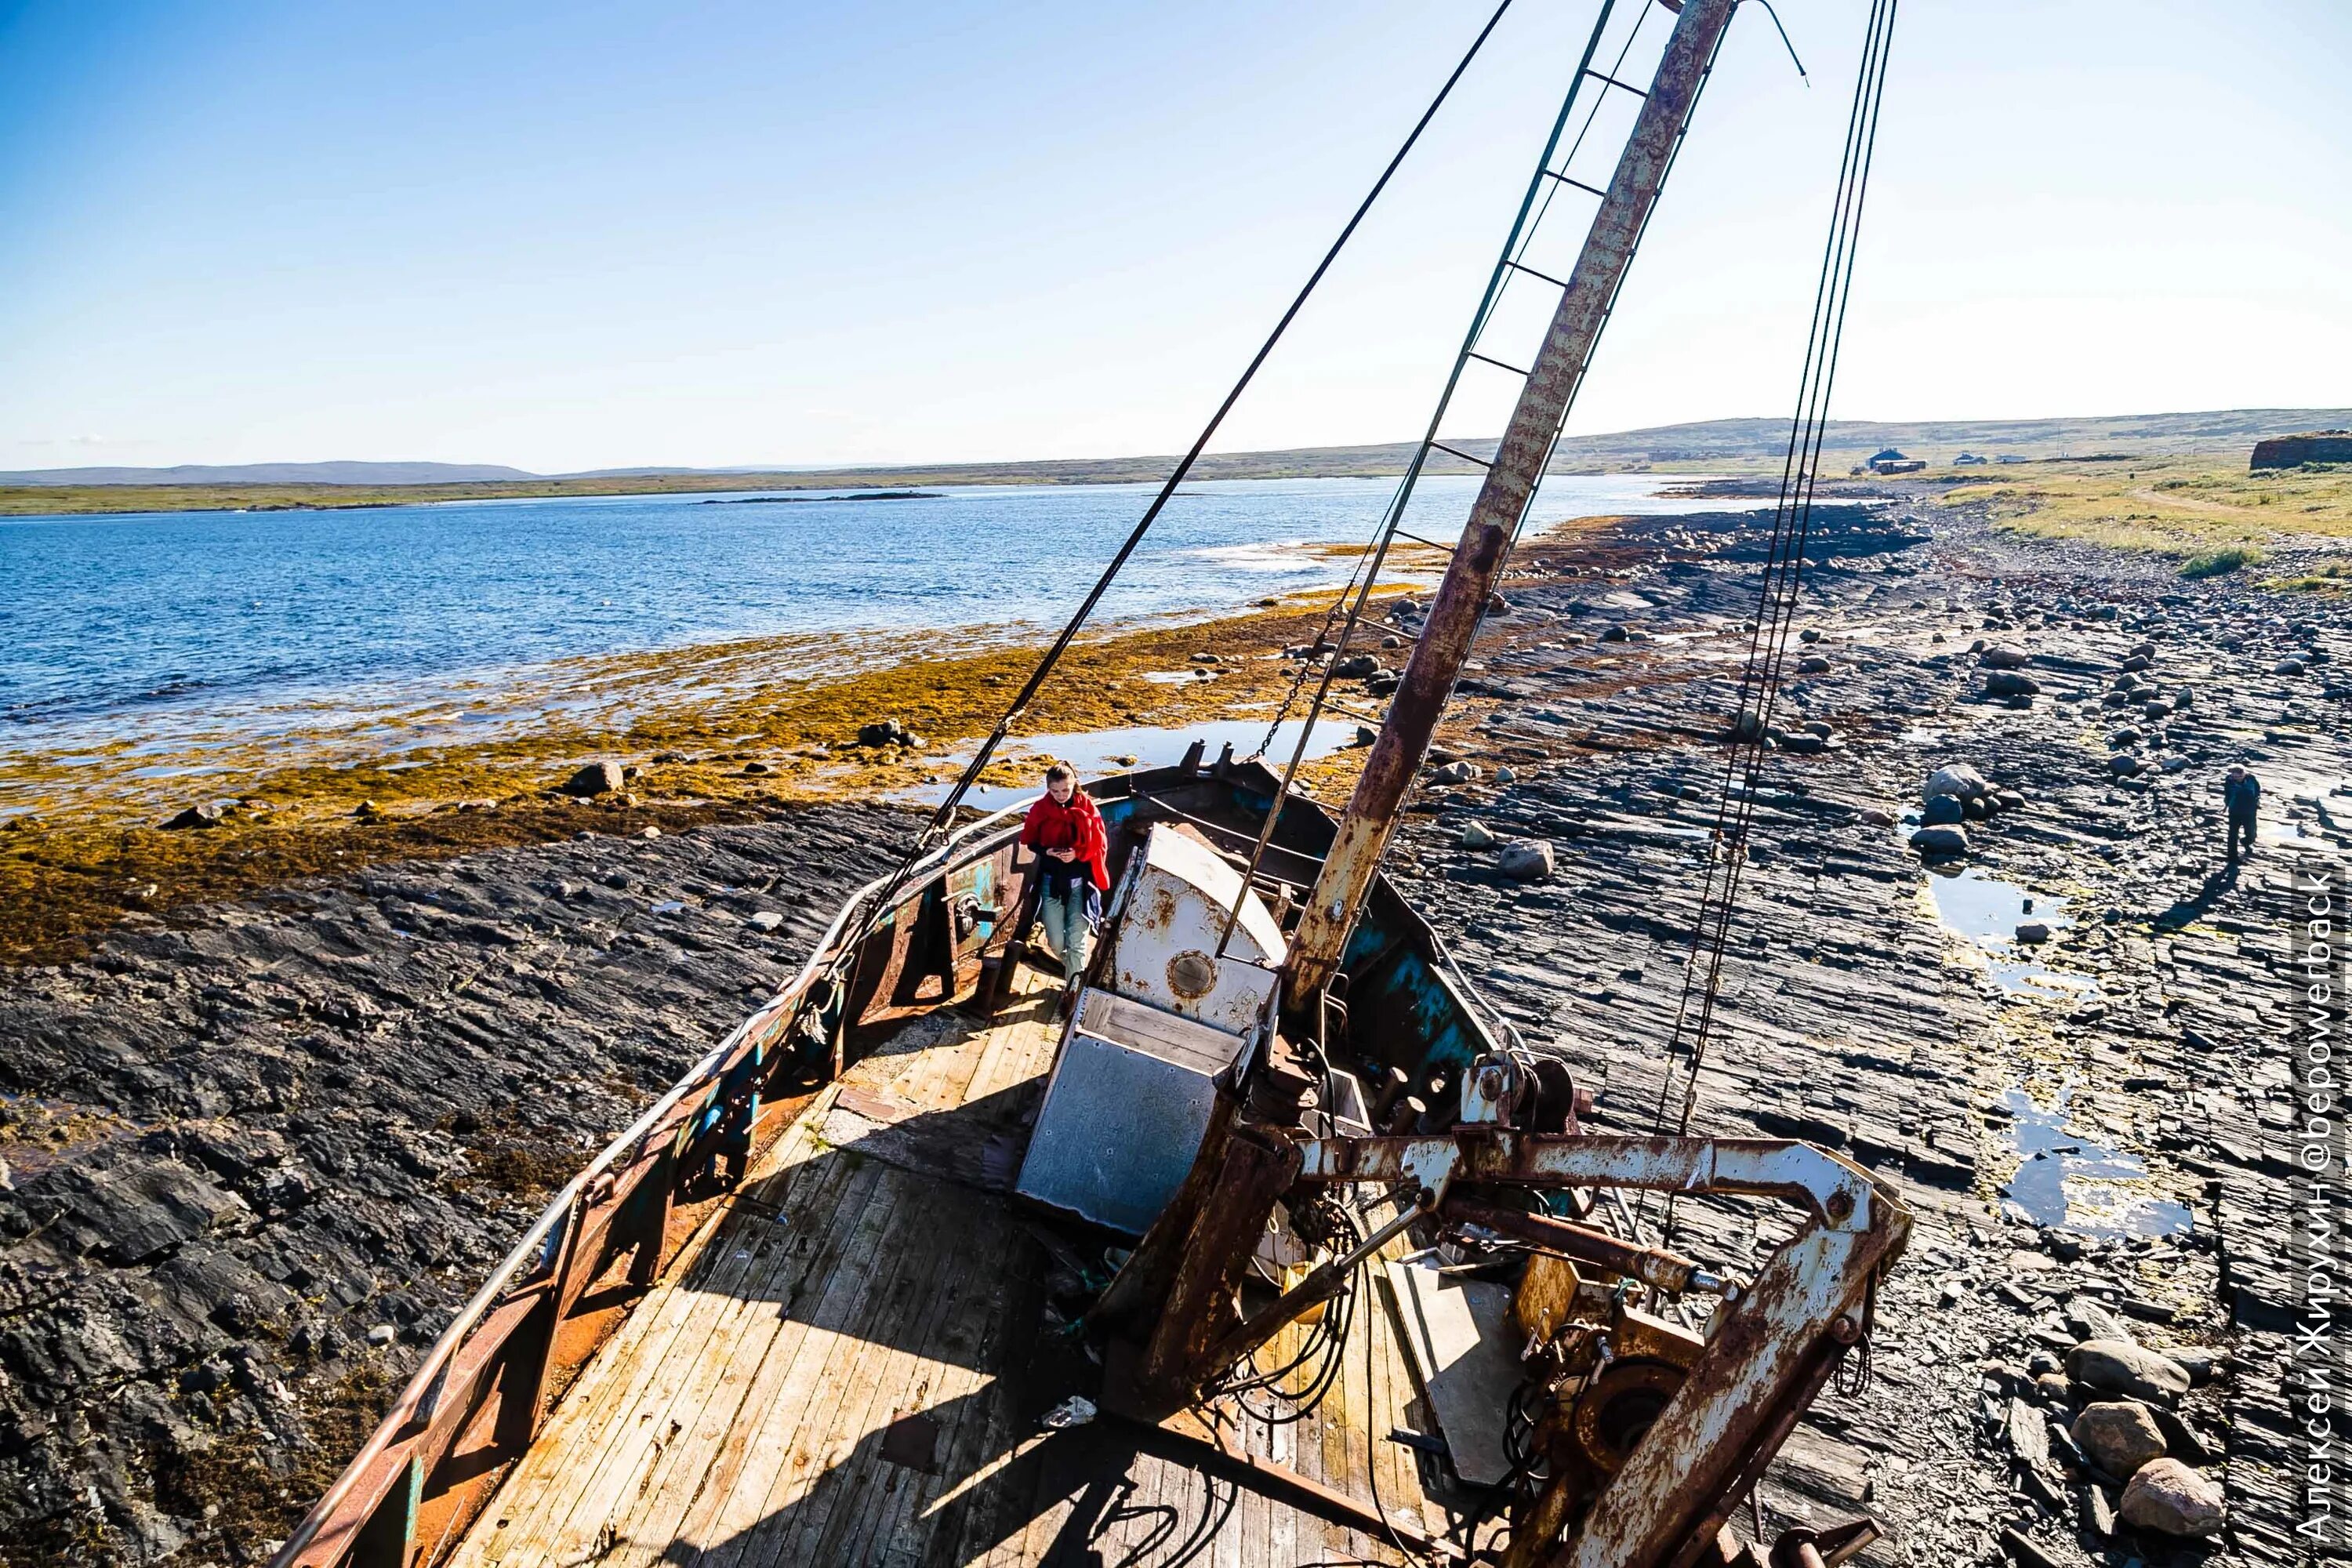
[1933,452,2352,586]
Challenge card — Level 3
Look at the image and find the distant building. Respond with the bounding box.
[1951,452,1987,466]
[1864,447,1926,475]
[2251,430,2352,470]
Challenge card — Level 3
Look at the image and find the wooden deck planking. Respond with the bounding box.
[552,1160,894,1567]
[681,993,1052,1568]
[644,1189,870,1563]
[765,1183,971,1564]
[699,1164,926,1568]
[599,1155,879,1555]
[462,1153,852,1568]
[448,962,1449,1568]
[683,1175,926,1568]
[849,1204,1025,1568]
[454,1145,879,1568]
[470,1098,856,1563]
[598,1160,890,1566]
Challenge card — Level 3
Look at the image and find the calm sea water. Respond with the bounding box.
[2,474,1721,737]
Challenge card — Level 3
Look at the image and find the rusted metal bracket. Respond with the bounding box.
[497,1190,587,1450]
[1129,1122,1303,1416]
[1245,1125,1904,1568]
[1295,1132,1880,1230]
[1443,1197,1728,1298]
[1769,1518,1882,1568]
[347,1454,420,1568]
[626,1137,680,1289]
[1196,1187,1433,1377]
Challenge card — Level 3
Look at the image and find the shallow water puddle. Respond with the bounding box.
[907,717,1356,812]
[1923,865,2099,998]
[2252,764,2352,849]
[2000,1080,2193,1238]
[2261,814,2326,848]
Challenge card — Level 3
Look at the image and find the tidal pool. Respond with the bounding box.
[1923,864,2100,999]
[2000,1080,2193,1238]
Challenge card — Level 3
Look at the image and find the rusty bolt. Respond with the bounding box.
[1829,1312,1862,1345]
[1824,1190,1854,1224]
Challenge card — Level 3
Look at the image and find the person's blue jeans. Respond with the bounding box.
[1038,883,1098,986]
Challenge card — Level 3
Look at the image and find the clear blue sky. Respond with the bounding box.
[2,0,2346,474]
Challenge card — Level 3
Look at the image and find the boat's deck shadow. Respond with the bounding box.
[451,972,1430,1567]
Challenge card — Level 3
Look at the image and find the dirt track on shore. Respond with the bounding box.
[1,492,2344,1566]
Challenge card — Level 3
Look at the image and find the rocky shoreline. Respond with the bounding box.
[1372,495,2343,1566]
[1,492,2344,1566]
[0,805,910,1564]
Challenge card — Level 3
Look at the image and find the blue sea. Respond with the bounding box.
[0,474,1725,812]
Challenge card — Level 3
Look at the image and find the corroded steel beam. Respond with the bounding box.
[1131,1123,1303,1415]
[1566,1213,1897,1568]
[1295,1131,1882,1231]
[1443,1198,1717,1296]
[1295,1127,1909,1568]
[1283,0,1740,1010]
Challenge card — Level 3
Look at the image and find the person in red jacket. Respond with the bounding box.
[1020,764,1109,992]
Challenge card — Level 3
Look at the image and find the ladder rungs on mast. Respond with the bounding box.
[1504,257,1572,291]
[1542,168,1610,199]
[1584,67,1650,99]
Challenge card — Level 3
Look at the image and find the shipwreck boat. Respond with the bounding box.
[275,2,1911,1564]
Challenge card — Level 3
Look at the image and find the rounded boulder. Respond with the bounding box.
[1924,763,1990,803]
[2073,1400,2166,1477]
[1909,824,1969,857]
[1497,840,1556,881]
[561,760,624,797]
[2068,1340,2191,1403]
[2118,1457,2225,1537]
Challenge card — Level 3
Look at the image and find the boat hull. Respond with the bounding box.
[272,753,1501,1568]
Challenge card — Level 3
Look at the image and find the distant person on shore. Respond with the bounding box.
[2223,764,2260,862]
[1021,764,1109,993]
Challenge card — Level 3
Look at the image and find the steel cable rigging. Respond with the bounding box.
[1221,0,1715,952]
[837,0,1523,955]
[1647,0,1902,1178]
[1243,0,1652,768]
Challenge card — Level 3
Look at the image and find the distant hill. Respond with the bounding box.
[1540,408,2352,470]
[569,407,2352,485]
[0,460,537,487]
[5,409,2344,515]
[1213,408,2352,477]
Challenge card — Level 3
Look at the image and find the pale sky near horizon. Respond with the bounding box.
[2,1,2347,474]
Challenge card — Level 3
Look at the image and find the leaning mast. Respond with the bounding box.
[1283,0,1737,1011]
